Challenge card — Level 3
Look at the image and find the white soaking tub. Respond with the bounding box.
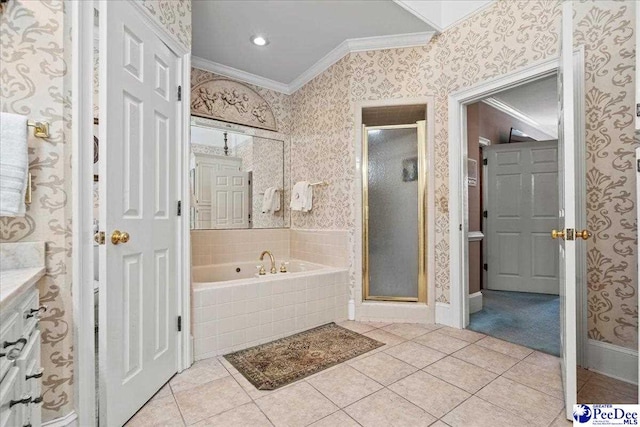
[192,259,349,360]
[192,259,324,283]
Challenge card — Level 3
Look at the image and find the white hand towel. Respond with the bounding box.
[290,181,310,211]
[0,112,29,217]
[262,187,276,213]
[302,184,313,212]
[271,188,281,213]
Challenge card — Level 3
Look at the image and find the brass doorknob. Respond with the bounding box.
[111,230,130,245]
[551,229,565,240]
[576,229,592,240]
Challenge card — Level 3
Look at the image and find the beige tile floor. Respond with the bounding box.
[126,322,637,427]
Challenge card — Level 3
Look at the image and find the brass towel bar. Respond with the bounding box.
[23,119,49,206]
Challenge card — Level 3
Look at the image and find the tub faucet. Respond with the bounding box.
[260,250,277,274]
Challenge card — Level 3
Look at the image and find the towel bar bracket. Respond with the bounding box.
[27,120,50,138]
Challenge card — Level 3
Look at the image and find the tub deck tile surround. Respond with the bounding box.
[128,322,636,426]
[193,267,349,359]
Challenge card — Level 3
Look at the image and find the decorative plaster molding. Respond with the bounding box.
[192,31,435,95]
[191,78,278,131]
[481,97,557,140]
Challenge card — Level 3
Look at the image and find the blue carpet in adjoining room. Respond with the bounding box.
[468,289,560,356]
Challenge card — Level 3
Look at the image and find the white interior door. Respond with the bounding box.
[485,140,559,294]
[211,172,250,228]
[558,1,578,419]
[99,2,180,425]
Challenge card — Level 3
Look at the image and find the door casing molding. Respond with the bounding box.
[447,51,587,365]
[71,1,192,425]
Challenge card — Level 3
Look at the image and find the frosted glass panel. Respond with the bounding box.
[367,127,418,299]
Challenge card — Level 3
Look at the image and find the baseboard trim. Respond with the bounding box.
[42,411,78,427]
[468,291,483,314]
[586,339,638,385]
[435,302,454,327]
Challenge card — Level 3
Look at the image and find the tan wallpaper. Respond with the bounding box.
[0,0,74,420]
[138,0,192,50]
[290,0,637,349]
[574,1,637,347]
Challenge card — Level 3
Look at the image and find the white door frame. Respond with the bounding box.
[71,1,192,425]
[447,51,587,364]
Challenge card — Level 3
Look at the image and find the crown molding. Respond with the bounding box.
[394,0,495,33]
[482,97,557,140]
[193,31,434,96]
[191,56,291,94]
[393,0,444,32]
[288,31,434,93]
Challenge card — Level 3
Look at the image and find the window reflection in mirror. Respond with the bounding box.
[190,124,285,229]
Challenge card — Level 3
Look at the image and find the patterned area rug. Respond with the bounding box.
[224,322,384,390]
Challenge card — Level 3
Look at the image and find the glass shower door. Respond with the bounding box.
[363,122,426,302]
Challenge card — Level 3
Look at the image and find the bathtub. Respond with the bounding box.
[192,260,324,284]
[192,259,349,360]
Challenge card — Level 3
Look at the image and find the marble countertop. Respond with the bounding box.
[0,267,45,310]
[0,241,46,310]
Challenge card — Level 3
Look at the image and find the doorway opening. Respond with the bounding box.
[361,105,427,303]
[464,75,561,355]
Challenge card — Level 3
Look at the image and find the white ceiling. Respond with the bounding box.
[487,75,558,139]
[192,1,433,86]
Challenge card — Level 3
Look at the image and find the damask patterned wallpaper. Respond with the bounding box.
[138,0,192,50]
[290,0,638,349]
[0,0,74,420]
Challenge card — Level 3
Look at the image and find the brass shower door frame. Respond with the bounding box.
[362,121,427,303]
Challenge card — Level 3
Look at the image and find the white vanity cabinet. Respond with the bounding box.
[0,288,43,427]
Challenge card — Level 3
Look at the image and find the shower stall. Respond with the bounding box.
[362,121,427,302]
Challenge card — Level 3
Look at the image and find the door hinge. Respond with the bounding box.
[483,158,488,166]
[636,103,640,117]
[637,159,640,172]
[177,200,182,216]
[483,263,488,271]
[177,316,182,332]
[177,85,182,101]
[483,210,488,218]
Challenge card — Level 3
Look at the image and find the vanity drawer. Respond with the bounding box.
[0,367,23,427]
[17,289,40,337]
[0,312,20,382]
[16,330,41,427]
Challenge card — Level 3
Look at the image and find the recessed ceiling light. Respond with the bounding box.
[250,35,269,46]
